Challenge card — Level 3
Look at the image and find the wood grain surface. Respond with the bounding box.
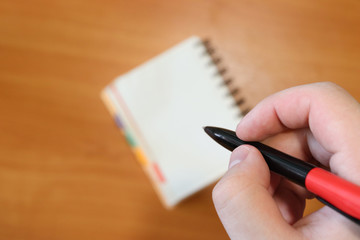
[0,0,359,239]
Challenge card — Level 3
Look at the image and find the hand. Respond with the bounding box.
[213,82,360,239]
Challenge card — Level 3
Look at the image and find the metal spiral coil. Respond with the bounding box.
[201,38,250,116]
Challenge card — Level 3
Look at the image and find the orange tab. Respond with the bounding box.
[133,147,148,166]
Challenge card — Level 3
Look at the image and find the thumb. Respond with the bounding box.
[213,145,299,239]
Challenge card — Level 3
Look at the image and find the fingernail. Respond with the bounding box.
[228,159,242,169]
[228,145,250,169]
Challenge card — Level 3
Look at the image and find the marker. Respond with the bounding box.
[204,126,360,225]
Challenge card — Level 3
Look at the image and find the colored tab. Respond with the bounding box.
[133,147,148,166]
[125,131,136,147]
[153,163,166,183]
[113,115,124,129]
[101,91,117,116]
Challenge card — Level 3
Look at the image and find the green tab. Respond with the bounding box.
[125,131,136,147]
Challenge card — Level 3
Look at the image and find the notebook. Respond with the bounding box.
[101,36,245,208]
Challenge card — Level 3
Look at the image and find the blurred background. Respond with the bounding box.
[1,0,360,239]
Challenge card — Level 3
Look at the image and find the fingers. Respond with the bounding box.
[306,131,332,165]
[294,207,360,239]
[213,145,301,239]
[272,179,309,224]
[237,82,359,150]
[236,82,360,183]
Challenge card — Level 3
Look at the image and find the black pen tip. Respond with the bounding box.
[203,126,214,137]
[203,126,239,151]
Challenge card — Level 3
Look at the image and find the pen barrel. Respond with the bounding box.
[251,141,315,187]
[306,168,360,220]
[208,127,316,186]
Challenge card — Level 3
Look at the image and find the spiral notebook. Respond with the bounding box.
[101,36,246,208]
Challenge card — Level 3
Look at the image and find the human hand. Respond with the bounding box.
[213,82,360,239]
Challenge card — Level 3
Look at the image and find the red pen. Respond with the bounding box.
[204,126,360,225]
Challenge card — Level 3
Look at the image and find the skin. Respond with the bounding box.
[212,82,360,239]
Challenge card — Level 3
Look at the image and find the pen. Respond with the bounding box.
[204,126,360,225]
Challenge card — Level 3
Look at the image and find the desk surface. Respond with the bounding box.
[1,0,359,239]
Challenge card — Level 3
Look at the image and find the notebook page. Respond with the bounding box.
[104,36,241,206]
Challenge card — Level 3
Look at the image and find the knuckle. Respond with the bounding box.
[315,81,342,92]
[314,82,352,101]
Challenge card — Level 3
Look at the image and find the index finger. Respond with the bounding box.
[236,82,360,183]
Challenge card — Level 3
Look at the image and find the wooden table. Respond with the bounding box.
[1,0,359,239]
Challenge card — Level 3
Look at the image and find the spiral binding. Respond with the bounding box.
[200,38,250,116]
